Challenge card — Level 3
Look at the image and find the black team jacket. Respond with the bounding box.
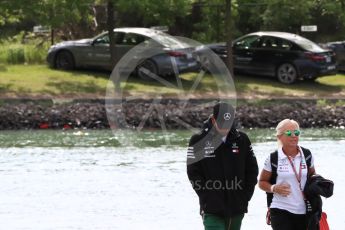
[304,174,334,230]
[187,119,258,217]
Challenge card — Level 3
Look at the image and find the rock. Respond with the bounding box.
[0,100,344,130]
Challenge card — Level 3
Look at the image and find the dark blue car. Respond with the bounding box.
[199,32,337,84]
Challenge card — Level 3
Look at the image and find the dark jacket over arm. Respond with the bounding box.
[187,134,207,203]
[242,133,259,201]
[304,174,334,230]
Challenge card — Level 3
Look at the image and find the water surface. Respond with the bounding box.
[0,129,344,229]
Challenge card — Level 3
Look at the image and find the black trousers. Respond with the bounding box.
[270,208,307,230]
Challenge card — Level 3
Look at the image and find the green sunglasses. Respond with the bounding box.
[284,129,301,137]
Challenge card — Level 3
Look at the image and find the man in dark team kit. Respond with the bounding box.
[187,102,258,230]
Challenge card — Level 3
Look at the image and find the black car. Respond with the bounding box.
[200,32,337,84]
[320,41,345,71]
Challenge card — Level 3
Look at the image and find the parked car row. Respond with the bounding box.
[47,28,338,84]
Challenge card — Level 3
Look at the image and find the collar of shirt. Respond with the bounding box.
[278,146,303,160]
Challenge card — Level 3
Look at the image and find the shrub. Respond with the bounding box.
[6,46,25,64]
[0,32,50,64]
[0,43,49,64]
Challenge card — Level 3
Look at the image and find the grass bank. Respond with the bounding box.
[0,36,50,64]
[235,74,345,98]
[0,64,345,99]
[0,65,108,98]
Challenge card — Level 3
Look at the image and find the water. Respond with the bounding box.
[0,129,344,229]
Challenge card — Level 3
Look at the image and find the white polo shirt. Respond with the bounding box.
[263,146,314,214]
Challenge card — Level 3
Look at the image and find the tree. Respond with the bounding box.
[116,0,192,28]
[308,0,345,41]
[0,0,96,41]
[235,0,266,34]
[38,0,95,40]
[107,0,117,67]
[261,0,313,34]
[225,0,233,75]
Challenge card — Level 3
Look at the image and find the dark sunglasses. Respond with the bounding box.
[284,129,301,137]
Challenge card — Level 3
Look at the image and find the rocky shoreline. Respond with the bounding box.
[0,99,344,130]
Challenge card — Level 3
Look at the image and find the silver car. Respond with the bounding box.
[47,28,199,78]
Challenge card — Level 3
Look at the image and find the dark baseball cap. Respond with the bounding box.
[213,102,235,129]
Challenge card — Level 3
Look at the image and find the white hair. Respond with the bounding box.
[275,119,300,146]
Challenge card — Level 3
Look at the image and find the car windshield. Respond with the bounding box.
[293,36,324,52]
[234,35,260,49]
[151,32,191,49]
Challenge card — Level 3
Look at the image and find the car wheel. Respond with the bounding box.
[55,51,75,70]
[276,63,297,84]
[136,59,158,80]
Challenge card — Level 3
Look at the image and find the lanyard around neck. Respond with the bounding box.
[286,154,305,196]
[287,155,302,183]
